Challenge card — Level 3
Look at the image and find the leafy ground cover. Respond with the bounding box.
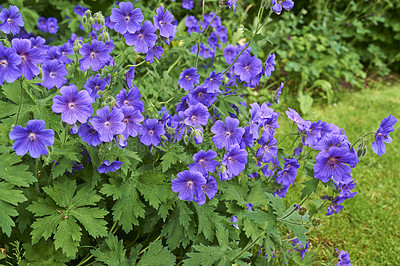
[279,82,400,264]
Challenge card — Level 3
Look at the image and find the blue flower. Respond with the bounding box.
[265,53,276,78]
[125,21,157,53]
[171,170,207,205]
[116,87,144,112]
[222,144,248,178]
[97,160,123,173]
[78,123,102,147]
[179,68,200,91]
[41,59,68,90]
[139,119,165,146]
[110,2,144,34]
[372,114,397,156]
[183,103,209,127]
[189,150,218,175]
[9,120,54,158]
[153,6,175,38]
[211,117,245,150]
[79,40,111,72]
[91,106,126,143]
[233,52,262,83]
[0,46,22,85]
[272,0,294,15]
[0,5,24,35]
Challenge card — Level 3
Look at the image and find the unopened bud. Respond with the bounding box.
[298,207,307,216]
[312,218,322,227]
[183,134,189,145]
[89,17,95,26]
[82,15,88,24]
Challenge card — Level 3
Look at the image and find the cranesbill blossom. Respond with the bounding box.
[265,52,276,78]
[256,131,278,163]
[30,36,48,55]
[124,21,157,53]
[52,85,94,125]
[0,46,22,85]
[223,44,238,64]
[184,103,209,127]
[171,170,206,205]
[222,144,248,178]
[56,43,73,64]
[84,74,107,99]
[45,46,60,61]
[47,17,58,34]
[0,5,24,35]
[110,2,144,34]
[120,106,143,139]
[202,175,218,202]
[139,119,165,146]
[337,250,351,266]
[188,86,218,107]
[305,120,323,146]
[276,158,300,186]
[182,0,194,10]
[286,108,310,130]
[226,0,237,12]
[313,133,349,152]
[41,60,68,90]
[91,106,125,142]
[276,82,284,103]
[234,52,262,83]
[292,238,309,260]
[372,114,397,156]
[9,120,54,158]
[153,6,175,38]
[314,147,358,183]
[97,160,123,173]
[211,117,245,150]
[203,70,223,93]
[115,87,144,112]
[145,46,163,63]
[79,40,111,72]
[74,5,88,17]
[272,0,294,15]
[37,17,47,32]
[12,38,42,80]
[178,67,200,91]
[78,123,101,147]
[189,150,218,175]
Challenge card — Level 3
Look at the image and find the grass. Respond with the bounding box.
[277,83,400,265]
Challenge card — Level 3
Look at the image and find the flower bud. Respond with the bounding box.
[89,17,95,26]
[82,15,88,24]
[298,207,307,216]
[312,218,322,227]
[183,134,189,145]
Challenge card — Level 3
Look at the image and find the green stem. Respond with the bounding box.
[350,131,375,150]
[167,55,182,74]
[222,43,250,75]
[231,231,265,263]
[278,194,310,221]
[15,78,24,126]
[194,0,206,68]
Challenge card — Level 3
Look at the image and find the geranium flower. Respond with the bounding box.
[139,119,165,146]
[153,6,175,38]
[0,5,24,35]
[41,59,68,90]
[79,40,111,72]
[124,21,157,53]
[211,117,245,150]
[189,150,218,175]
[91,106,125,142]
[9,120,54,158]
[110,1,144,34]
[372,114,397,156]
[0,46,22,85]
[97,160,123,173]
[171,170,207,205]
[178,68,200,91]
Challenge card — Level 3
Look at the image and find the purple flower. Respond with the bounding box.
[153,6,175,38]
[97,160,123,173]
[230,216,238,223]
[78,123,101,147]
[204,70,223,93]
[120,106,143,139]
[314,147,358,183]
[305,120,323,146]
[211,117,245,150]
[224,44,238,65]
[276,158,300,186]
[265,52,276,78]
[222,144,248,178]
[84,74,108,99]
[178,67,200,91]
[139,118,165,146]
[188,85,218,107]
[372,114,397,156]
[337,250,351,266]
[37,17,47,32]
[0,46,22,85]
[189,150,218,175]
[272,0,294,15]
[0,5,24,35]
[110,2,144,34]
[115,87,144,112]
[246,203,253,211]
[184,103,209,127]
[56,43,73,64]
[286,108,310,131]
[12,38,42,80]
[41,60,68,90]
[47,17,58,34]
[182,0,194,10]
[45,46,60,61]
[9,120,54,158]
[145,46,163,63]
[313,133,349,152]
[202,175,218,202]
[79,40,111,72]
[292,238,309,260]
[91,106,126,142]
[276,82,284,103]
[124,20,157,53]
[74,5,88,17]
[234,52,262,83]
[30,36,48,54]
[256,131,278,163]
[171,170,207,205]
[226,0,237,12]
[51,85,94,125]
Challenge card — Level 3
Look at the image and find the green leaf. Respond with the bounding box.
[21,239,70,266]
[101,178,146,233]
[29,177,107,257]
[184,244,251,266]
[136,171,174,209]
[244,209,275,224]
[301,178,319,199]
[91,234,129,266]
[194,202,222,242]
[297,91,313,115]
[137,240,176,266]
[160,144,191,173]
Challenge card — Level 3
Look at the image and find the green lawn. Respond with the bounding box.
[279,84,400,265]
